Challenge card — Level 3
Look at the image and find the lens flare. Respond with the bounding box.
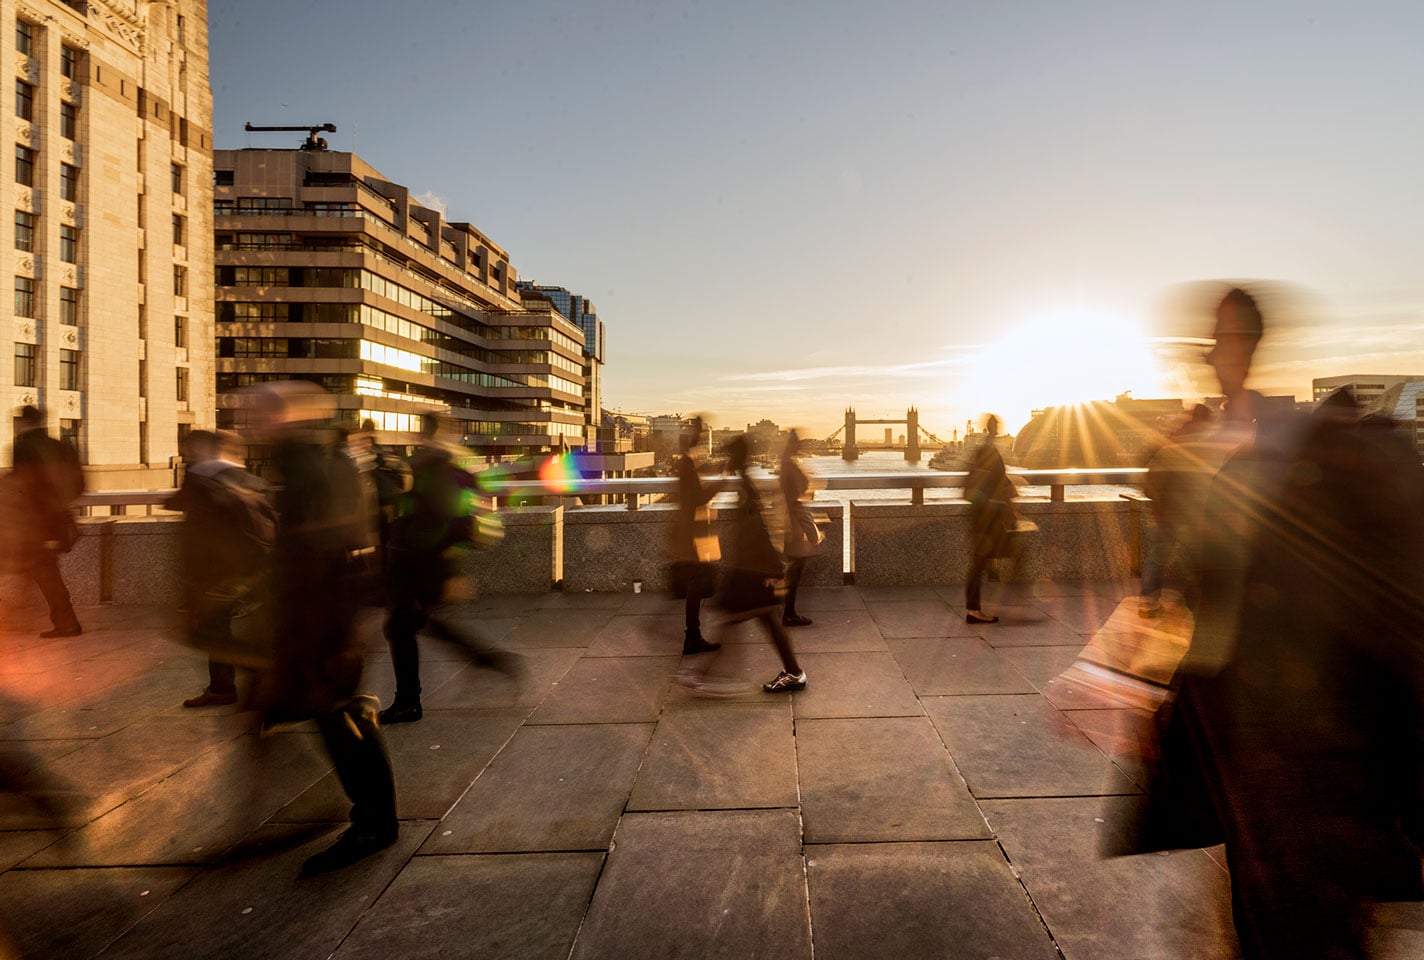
[538,452,580,494]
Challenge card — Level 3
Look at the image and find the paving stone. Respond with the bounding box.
[923,694,1138,798]
[571,810,811,960]
[628,701,797,811]
[933,581,1038,611]
[797,717,987,843]
[856,585,944,604]
[805,841,1060,960]
[661,644,790,705]
[28,732,330,866]
[585,614,686,657]
[982,796,1238,960]
[0,866,193,959]
[0,737,86,778]
[333,853,604,960]
[782,609,889,653]
[864,599,978,638]
[501,609,616,649]
[426,723,652,853]
[792,652,923,719]
[795,587,867,612]
[617,591,684,615]
[532,591,632,610]
[420,647,580,711]
[0,665,200,741]
[527,656,677,724]
[998,644,1136,710]
[1370,903,1424,960]
[97,822,434,960]
[0,829,60,871]
[1064,708,1154,789]
[886,636,1039,696]
[461,594,546,618]
[357,657,466,709]
[277,710,526,823]
[1029,594,1120,633]
[970,610,1088,648]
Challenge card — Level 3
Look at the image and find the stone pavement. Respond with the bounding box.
[2,581,1421,959]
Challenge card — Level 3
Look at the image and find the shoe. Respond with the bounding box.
[301,825,398,876]
[377,702,422,725]
[763,670,807,693]
[183,689,238,708]
[40,624,82,638]
[965,612,999,624]
[782,614,813,627]
[682,638,722,655]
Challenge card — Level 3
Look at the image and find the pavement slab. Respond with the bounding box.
[1062,708,1154,789]
[276,709,526,823]
[332,852,604,960]
[502,609,615,649]
[998,643,1137,711]
[585,614,686,657]
[781,609,889,653]
[983,796,1239,960]
[792,651,923,719]
[1029,594,1120,633]
[794,587,867,612]
[532,591,633,610]
[96,821,434,960]
[797,717,988,843]
[970,611,1089,648]
[855,585,945,604]
[804,841,1060,960]
[923,694,1139,798]
[425,722,652,853]
[0,829,61,871]
[886,636,1040,696]
[0,865,194,960]
[864,599,979,639]
[570,810,812,960]
[628,700,797,811]
[419,646,579,711]
[526,656,677,724]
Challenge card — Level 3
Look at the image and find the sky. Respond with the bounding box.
[209,0,1424,437]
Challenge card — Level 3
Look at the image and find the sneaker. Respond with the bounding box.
[781,614,813,627]
[377,702,422,725]
[763,670,807,693]
[40,624,83,638]
[301,825,398,876]
[183,688,238,708]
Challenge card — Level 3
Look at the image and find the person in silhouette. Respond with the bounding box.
[963,415,1015,624]
[9,406,83,637]
[668,416,721,655]
[778,429,819,627]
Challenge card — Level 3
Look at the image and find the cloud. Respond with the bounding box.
[413,190,448,216]
[720,350,977,385]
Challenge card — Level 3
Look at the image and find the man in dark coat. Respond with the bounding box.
[10,406,82,637]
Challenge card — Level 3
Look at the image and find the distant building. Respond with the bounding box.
[746,418,782,457]
[212,148,587,466]
[517,281,604,449]
[1311,374,1424,410]
[650,414,687,462]
[3,0,214,489]
[1014,394,1185,468]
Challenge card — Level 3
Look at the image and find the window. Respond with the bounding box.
[14,343,37,387]
[59,419,79,448]
[60,163,78,202]
[14,211,35,251]
[15,80,33,121]
[60,224,78,263]
[60,286,78,326]
[138,303,147,338]
[60,349,80,390]
[61,45,79,79]
[172,213,184,245]
[174,315,187,348]
[60,102,77,139]
[14,276,35,317]
[175,366,189,402]
[139,421,148,465]
[138,358,146,396]
[16,20,33,56]
[170,163,183,195]
[173,266,187,297]
[15,146,35,186]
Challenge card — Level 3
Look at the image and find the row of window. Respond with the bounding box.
[13,214,80,257]
[15,147,82,201]
[13,344,80,389]
[17,20,84,76]
[13,278,80,323]
[16,80,79,136]
[218,337,358,360]
[466,420,586,439]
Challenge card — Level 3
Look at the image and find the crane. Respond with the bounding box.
[243,122,336,151]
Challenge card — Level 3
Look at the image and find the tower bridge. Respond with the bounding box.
[824,408,951,462]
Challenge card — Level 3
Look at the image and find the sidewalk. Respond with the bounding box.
[1,582,1418,959]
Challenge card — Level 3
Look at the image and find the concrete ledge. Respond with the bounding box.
[563,505,677,593]
[464,506,563,594]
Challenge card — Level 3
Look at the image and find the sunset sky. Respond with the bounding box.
[210,0,1424,437]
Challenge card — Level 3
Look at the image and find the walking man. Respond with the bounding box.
[11,406,83,637]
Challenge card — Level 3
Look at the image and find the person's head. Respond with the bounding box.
[361,418,377,434]
[725,434,749,473]
[782,429,802,458]
[247,380,334,436]
[420,413,441,440]
[16,405,42,433]
[215,430,246,464]
[1206,287,1263,398]
[984,414,1000,438]
[181,429,220,465]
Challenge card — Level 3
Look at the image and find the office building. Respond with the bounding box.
[516,281,604,449]
[1311,374,1424,410]
[212,148,587,463]
[3,0,213,488]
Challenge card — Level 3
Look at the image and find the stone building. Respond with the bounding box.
[516,281,604,450]
[3,0,213,488]
[212,148,587,464]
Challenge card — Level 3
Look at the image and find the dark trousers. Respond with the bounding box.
[384,553,496,707]
[314,700,396,833]
[28,549,78,630]
[965,554,991,610]
[684,596,703,633]
[782,557,807,616]
[208,658,237,695]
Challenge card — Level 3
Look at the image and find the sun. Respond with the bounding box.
[960,309,1165,433]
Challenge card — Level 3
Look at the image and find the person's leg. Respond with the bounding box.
[761,613,806,692]
[1139,519,1165,615]
[965,553,987,612]
[782,558,811,626]
[304,699,398,875]
[683,594,719,654]
[381,587,427,722]
[29,551,79,634]
[208,658,237,695]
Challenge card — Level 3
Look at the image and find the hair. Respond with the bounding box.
[361,418,377,433]
[782,428,801,457]
[1215,287,1264,341]
[725,434,749,472]
[17,404,41,427]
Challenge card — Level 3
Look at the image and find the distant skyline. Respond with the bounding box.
[210,0,1424,437]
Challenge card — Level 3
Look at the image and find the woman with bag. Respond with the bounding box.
[678,435,807,695]
[668,417,721,655]
[779,430,820,627]
[963,415,1016,624]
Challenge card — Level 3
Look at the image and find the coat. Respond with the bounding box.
[963,439,1016,559]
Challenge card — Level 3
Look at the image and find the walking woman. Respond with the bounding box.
[779,430,820,626]
[669,417,720,655]
[679,435,806,695]
[963,415,1016,624]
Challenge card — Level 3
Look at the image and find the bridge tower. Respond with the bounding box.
[843,408,858,461]
[906,406,920,462]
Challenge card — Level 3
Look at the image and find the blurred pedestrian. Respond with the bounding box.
[1137,404,1217,617]
[9,406,84,637]
[167,430,273,707]
[963,415,1016,624]
[778,429,820,627]
[248,383,398,875]
[1124,286,1424,960]
[668,416,721,655]
[378,413,513,725]
[678,435,806,696]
